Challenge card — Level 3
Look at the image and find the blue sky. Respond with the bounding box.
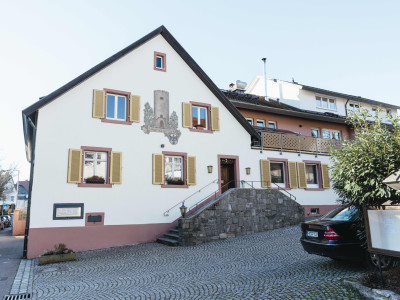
[1,0,399,180]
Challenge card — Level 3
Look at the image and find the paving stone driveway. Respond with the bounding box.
[31,226,364,299]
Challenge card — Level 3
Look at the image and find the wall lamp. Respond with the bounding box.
[207,165,213,173]
[246,167,251,175]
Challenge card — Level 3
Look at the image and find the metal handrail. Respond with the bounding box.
[163,179,219,216]
[240,180,296,201]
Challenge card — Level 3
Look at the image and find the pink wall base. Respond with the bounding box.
[27,222,175,259]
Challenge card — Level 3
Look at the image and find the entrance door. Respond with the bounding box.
[220,158,236,193]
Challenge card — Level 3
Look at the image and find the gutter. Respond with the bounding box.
[23,117,36,259]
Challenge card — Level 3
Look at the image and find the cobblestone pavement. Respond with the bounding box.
[31,226,364,299]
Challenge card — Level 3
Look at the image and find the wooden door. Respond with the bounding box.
[221,165,230,193]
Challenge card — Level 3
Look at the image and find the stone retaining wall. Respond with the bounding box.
[179,188,304,246]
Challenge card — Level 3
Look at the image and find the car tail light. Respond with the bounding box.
[323,226,340,240]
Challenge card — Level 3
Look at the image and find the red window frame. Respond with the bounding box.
[154,51,166,72]
[101,88,132,125]
[78,146,112,188]
[161,151,188,188]
[189,101,213,133]
[268,157,290,189]
[303,160,323,191]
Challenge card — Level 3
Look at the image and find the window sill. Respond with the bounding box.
[78,183,112,188]
[316,107,337,112]
[101,119,132,125]
[154,67,166,72]
[270,186,291,190]
[161,184,188,189]
[189,128,213,134]
[304,188,324,191]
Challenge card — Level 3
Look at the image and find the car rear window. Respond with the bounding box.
[320,206,358,221]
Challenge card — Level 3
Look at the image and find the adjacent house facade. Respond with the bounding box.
[23,26,384,258]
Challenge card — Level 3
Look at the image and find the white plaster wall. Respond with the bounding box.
[31,35,340,229]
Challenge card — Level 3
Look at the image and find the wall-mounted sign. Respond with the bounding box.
[141,90,181,144]
[53,203,84,220]
[364,205,400,258]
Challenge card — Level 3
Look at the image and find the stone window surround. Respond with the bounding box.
[161,151,188,189]
[78,146,112,188]
[154,51,166,72]
[189,101,213,133]
[101,88,132,125]
[268,157,290,190]
[303,160,323,191]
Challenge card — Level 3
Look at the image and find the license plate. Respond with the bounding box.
[306,231,318,238]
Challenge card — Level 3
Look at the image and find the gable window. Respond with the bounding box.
[192,106,208,130]
[268,121,277,129]
[106,94,126,121]
[256,120,265,127]
[246,118,253,125]
[154,51,166,72]
[349,103,360,111]
[316,96,336,110]
[165,156,184,185]
[311,128,320,138]
[322,129,341,140]
[305,164,319,188]
[83,151,108,184]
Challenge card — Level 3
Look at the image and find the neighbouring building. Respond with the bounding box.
[22,26,364,258]
[1,177,16,214]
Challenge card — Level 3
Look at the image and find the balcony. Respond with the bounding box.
[255,131,342,155]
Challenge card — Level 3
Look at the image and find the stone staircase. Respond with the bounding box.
[156,227,180,246]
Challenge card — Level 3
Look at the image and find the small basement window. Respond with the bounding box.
[310,208,319,215]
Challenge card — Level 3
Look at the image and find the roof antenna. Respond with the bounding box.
[292,77,295,83]
[262,58,268,101]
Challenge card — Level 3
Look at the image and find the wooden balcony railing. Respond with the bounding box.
[258,131,342,155]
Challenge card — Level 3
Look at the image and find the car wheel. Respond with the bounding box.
[365,252,393,270]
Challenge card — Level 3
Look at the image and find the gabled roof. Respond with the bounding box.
[223,90,348,124]
[22,26,258,156]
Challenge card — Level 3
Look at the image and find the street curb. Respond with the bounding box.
[343,279,400,300]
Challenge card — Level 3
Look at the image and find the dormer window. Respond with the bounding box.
[349,103,360,111]
[154,52,166,72]
[316,96,336,110]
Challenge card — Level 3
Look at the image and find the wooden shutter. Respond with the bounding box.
[130,95,140,123]
[297,162,307,188]
[187,156,196,185]
[67,149,82,183]
[260,159,271,188]
[211,106,220,131]
[93,89,105,118]
[110,152,122,184]
[182,102,192,128]
[152,154,164,185]
[321,164,330,189]
[288,161,298,189]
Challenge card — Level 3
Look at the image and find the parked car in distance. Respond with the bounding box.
[1,215,11,228]
[0,218,3,230]
[300,206,392,270]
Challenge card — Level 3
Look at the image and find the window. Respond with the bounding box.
[310,208,319,215]
[192,106,208,130]
[256,120,265,127]
[349,103,360,111]
[306,164,318,188]
[53,203,84,220]
[268,121,277,129]
[270,162,285,185]
[386,109,392,116]
[165,156,184,185]
[371,107,378,117]
[106,94,126,121]
[311,128,320,138]
[316,96,336,110]
[83,151,108,184]
[154,51,166,72]
[322,129,341,140]
[246,118,253,125]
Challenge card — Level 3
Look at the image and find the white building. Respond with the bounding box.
[23,26,338,258]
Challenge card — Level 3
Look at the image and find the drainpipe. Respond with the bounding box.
[23,117,36,259]
[262,58,268,101]
[345,99,350,117]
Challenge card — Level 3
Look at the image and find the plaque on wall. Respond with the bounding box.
[53,203,84,220]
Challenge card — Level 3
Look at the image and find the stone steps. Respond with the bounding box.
[156,227,180,246]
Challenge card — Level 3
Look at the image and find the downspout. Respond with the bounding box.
[345,99,350,117]
[23,117,36,259]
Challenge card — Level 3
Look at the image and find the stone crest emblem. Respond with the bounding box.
[141,90,181,145]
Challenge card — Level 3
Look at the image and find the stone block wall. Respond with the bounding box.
[179,188,304,246]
